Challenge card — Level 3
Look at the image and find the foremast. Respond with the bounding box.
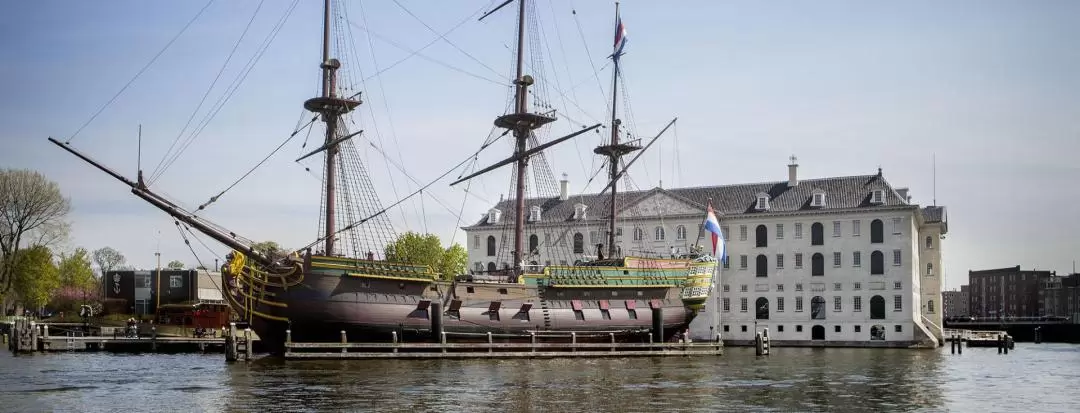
[304,0,362,256]
[595,2,640,259]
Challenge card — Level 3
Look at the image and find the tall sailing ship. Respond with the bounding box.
[51,0,718,353]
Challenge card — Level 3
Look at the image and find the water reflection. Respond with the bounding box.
[2,344,1078,412]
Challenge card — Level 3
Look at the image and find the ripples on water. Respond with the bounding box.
[1,344,1077,412]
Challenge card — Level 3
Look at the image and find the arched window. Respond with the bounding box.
[676,225,687,240]
[870,251,884,275]
[811,253,824,276]
[633,228,644,241]
[811,222,824,246]
[487,262,496,272]
[925,235,933,249]
[755,225,768,248]
[755,297,769,320]
[573,233,584,253]
[926,263,933,276]
[486,236,496,256]
[529,234,539,253]
[870,295,885,319]
[655,226,666,241]
[811,296,826,319]
[870,219,883,243]
[756,254,768,277]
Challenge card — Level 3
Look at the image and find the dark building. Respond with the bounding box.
[102,269,201,317]
[1046,273,1080,320]
[968,266,1057,318]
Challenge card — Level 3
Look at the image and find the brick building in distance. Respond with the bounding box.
[967,266,1057,318]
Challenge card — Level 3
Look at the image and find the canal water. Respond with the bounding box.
[1,344,1077,412]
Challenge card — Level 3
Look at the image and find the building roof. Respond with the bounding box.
[465,172,919,229]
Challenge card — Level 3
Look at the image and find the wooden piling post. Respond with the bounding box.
[30,321,38,352]
[950,335,956,354]
[571,332,577,353]
[430,302,443,343]
[441,331,447,353]
[755,332,764,356]
[530,332,537,353]
[610,332,616,353]
[997,335,1003,354]
[151,326,157,352]
[487,331,493,354]
[391,331,398,354]
[341,330,347,353]
[226,323,238,362]
[1003,335,1009,354]
[244,328,253,360]
[651,307,664,345]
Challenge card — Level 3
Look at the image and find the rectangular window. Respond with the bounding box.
[723,259,730,270]
[833,221,841,237]
[740,255,748,269]
[833,252,841,267]
[169,275,182,288]
[136,274,150,288]
[833,283,842,291]
[895,325,902,332]
[740,285,748,292]
[894,295,902,311]
[892,217,902,234]
[776,284,784,292]
[739,225,748,241]
[853,220,861,236]
[893,250,902,266]
[894,281,902,290]
[777,297,785,312]
[795,283,804,292]
[794,253,803,268]
[721,226,730,240]
[853,282,862,290]
[473,235,480,249]
[834,296,842,311]
[474,262,482,272]
[853,251,862,267]
[722,298,730,312]
[723,284,730,293]
[794,223,803,239]
[776,254,784,269]
[795,296,804,312]
[740,297,748,312]
[854,296,863,312]
[776,224,784,239]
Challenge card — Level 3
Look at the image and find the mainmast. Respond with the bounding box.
[451,0,601,276]
[305,0,362,256]
[595,2,639,258]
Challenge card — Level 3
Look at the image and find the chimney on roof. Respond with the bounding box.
[896,187,909,203]
[560,173,569,201]
[787,155,798,187]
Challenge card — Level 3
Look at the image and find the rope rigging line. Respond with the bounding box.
[367,141,468,222]
[66,0,216,144]
[152,0,265,180]
[390,0,504,79]
[195,115,319,212]
[174,221,226,296]
[571,7,610,122]
[150,0,301,184]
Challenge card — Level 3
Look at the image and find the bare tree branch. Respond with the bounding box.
[0,169,70,298]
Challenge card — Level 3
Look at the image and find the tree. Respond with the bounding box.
[11,245,60,310]
[167,260,185,270]
[91,246,125,281]
[0,169,70,300]
[384,232,467,280]
[55,247,97,311]
[251,240,291,261]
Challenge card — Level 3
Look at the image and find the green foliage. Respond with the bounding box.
[384,232,467,280]
[12,245,60,309]
[167,260,185,270]
[91,246,125,278]
[58,247,96,291]
[251,240,290,261]
[0,168,70,299]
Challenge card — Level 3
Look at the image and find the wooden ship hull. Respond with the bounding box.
[222,252,716,353]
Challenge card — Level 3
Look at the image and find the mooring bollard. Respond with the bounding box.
[997,335,1003,354]
[610,332,616,353]
[441,331,447,353]
[487,331,493,354]
[244,328,252,360]
[571,332,577,353]
[755,332,764,356]
[950,335,956,354]
[43,324,49,340]
[151,326,158,351]
[341,330,347,354]
[530,332,537,353]
[391,331,398,353]
[1003,336,1009,354]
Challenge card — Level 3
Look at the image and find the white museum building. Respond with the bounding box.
[462,159,948,347]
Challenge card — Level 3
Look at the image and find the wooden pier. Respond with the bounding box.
[281,330,724,360]
[6,319,228,354]
[943,328,1015,354]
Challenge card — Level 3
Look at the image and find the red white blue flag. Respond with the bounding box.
[613,17,628,60]
[704,202,725,262]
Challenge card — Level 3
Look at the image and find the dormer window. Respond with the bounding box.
[486,208,502,224]
[755,192,770,211]
[871,190,884,204]
[573,203,588,220]
[811,190,826,207]
[529,205,542,222]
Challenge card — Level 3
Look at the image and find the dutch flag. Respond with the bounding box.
[704,202,726,263]
[613,17,628,60]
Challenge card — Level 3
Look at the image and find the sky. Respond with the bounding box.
[1,0,1078,289]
